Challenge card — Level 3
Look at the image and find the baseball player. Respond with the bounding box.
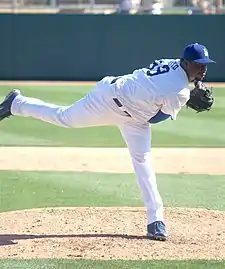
[0,43,215,241]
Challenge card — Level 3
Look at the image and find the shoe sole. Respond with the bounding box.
[0,89,21,121]
[147,233,167,241]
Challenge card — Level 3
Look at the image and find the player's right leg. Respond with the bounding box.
[0,83,128,128]
[119,123,168,241]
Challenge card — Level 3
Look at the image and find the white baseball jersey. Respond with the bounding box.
[113,58,190,123]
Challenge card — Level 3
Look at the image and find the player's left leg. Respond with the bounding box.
[119,123,168,241]
[0,86,129,127]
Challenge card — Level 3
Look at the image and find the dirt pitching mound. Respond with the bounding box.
[1,207,225,260]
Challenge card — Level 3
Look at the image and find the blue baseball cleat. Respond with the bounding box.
[147,221,168,241]
[0,89,20,121]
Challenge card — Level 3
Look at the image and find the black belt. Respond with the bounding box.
[113,98,132,117]
[111,77,132,118]
[111,77,121,84]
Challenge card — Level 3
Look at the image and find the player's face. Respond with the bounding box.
[187,62,207,82]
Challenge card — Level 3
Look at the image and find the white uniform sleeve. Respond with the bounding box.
[161,88,190,120]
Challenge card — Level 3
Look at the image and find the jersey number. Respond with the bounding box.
[146,60,170,77]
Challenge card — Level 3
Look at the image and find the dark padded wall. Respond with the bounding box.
[0,14,222,81]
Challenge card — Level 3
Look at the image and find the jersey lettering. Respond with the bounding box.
[169,61,179,70]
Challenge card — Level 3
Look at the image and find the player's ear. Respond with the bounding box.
[186,61,194,73]
[181,59,189,72]
[184,59,190,68]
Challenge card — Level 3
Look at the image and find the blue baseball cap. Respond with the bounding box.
[182,43,216,64]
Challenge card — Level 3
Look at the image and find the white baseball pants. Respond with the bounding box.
[11,78,164,225]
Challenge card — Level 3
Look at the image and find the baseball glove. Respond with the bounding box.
[186,81,214,113]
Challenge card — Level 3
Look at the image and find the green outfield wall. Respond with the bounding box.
[0,14,222,81]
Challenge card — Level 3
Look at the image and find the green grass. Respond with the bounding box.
[0,171,225,213]
[0,85,225,147]
[1,259,225,269]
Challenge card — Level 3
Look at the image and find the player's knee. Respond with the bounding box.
[131,152,149,164]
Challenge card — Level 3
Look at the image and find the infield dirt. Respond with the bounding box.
[0,146,225,259]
